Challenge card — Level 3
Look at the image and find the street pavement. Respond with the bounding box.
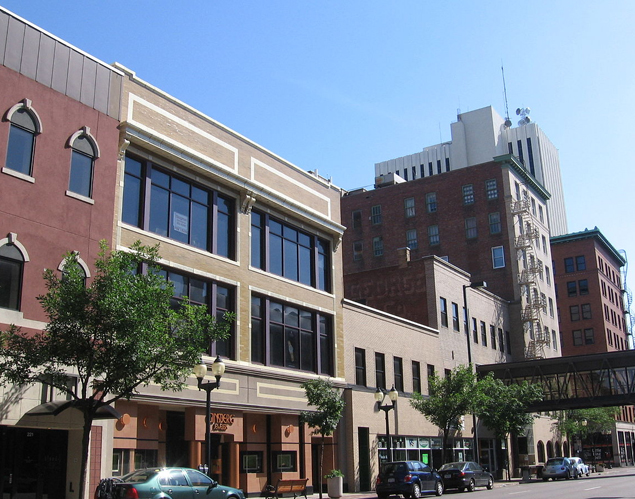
[306,466,631,499]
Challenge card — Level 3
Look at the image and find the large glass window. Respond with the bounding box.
[373,236,383,257]
[0,243,24,310]
[485,179,498,200]
[371,205,382,225]
[406,229,418,249]
[160,268,235,359]
[123,155,235,259]
[462,184,474,204]
[465,217,477,239]
[489,212,501,234]
[426,192,437,213]
[404,198,415,218]
[6,106,37,175]
[250,295,333,375]
[412,361,421,394]
[251,210,330,291]
[69,133,97,198]
[355,348,366,386]
[375,353,386,389]
[428,225,440,246]
[440,297,448,327]
[394,357,404,392]
[492,246,505,268]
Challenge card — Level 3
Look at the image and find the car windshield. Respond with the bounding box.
[439,462,466,471]
[546,458,565,465]
[381,463,408,474]
[121,469,159,483]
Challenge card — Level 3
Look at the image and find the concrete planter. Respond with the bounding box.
[327,477,343,498]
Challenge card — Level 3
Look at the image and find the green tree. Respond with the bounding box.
[0,241,233,499]
[554,407,618,465]
[475,374,543,479]
[410,365,478,464]
[300,378,345,499]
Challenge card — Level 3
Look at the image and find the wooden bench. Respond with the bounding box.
[265,478,309,499]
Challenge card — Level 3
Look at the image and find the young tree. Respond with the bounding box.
[0,241,234,499]
[554,407,619,466]
[300,378,345,499]
[410,365,478,464]
[474,374,543,480]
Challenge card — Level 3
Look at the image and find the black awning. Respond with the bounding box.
[24,400,122,420]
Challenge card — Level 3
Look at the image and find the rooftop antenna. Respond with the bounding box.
[501,64,512,128]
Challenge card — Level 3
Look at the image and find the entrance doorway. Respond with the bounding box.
[0,426,68,499]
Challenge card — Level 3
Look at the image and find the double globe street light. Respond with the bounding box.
[375,386,399,462]
[193,355,226,477]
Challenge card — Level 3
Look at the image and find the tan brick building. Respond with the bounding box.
[111,64,346,495]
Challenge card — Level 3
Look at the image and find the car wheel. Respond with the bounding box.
[410,483,421,499]
[435,480,443,496]
[486,477,493,490]
[565,471,571,480]
[466,479,475,492]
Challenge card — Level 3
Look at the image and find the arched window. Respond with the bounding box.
[546,440,554,459]
[0,235,28,311]
[555,441,562,457]
[537,441,546,463]
[58,252,90,285]
[68,127,99,199]
[5,99,41,176]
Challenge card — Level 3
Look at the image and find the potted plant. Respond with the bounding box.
[325,470,344,499]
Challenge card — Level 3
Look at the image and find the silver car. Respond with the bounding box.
[568,457,590,477]
[542,457,575,481]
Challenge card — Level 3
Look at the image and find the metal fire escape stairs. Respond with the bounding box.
[511,194,548,359]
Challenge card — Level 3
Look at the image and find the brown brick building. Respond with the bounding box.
[551,228,628,355]
[341,155,561,361]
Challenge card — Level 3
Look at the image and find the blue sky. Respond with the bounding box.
[4,1,635,309]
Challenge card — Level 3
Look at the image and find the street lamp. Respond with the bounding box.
[462,280,487,463]
[375,386,399,462]
[193,355,225,477]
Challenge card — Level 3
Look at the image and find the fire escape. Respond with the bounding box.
[511,195,548,359]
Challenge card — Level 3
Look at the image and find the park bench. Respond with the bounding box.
[265,478,309,499]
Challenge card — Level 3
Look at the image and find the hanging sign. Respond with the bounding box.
[210,412,234,431]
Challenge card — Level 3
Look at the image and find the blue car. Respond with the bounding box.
[376,461,443,498]
[96,468,246,499]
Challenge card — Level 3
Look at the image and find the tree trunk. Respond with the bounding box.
[318,436,324,499]
[442,429,449,465]
[79,410,95,499]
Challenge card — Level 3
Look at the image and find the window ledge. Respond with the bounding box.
[2,167,35,183]
[65,190,94,205]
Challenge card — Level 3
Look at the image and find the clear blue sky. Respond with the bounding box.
[4,1,635,309]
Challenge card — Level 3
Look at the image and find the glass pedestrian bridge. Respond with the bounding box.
[477,350,635,411]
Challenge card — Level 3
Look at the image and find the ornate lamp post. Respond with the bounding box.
[375,386,399,462]
[462,280,487,463]
[193,355,225,477]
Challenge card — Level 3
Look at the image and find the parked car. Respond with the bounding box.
[376,460,444,498]
[542,457,575,481]
[438,461,494,492]
[96,468,246,499]
[568,457,590,477]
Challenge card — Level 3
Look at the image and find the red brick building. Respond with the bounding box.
[551,228,629,355]
[341,155,561,360]
[0,8,122,498]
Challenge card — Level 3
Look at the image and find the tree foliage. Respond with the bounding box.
[554,407,619,440]
[475,374,543,440]
[410,365,478,463]
[0,241,234,499]
[300,378,345,499]
[474,373,543,479]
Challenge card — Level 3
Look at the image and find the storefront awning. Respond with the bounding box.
[24,400,122,420]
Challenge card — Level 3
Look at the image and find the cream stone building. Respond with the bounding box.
[108,64,347,495]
